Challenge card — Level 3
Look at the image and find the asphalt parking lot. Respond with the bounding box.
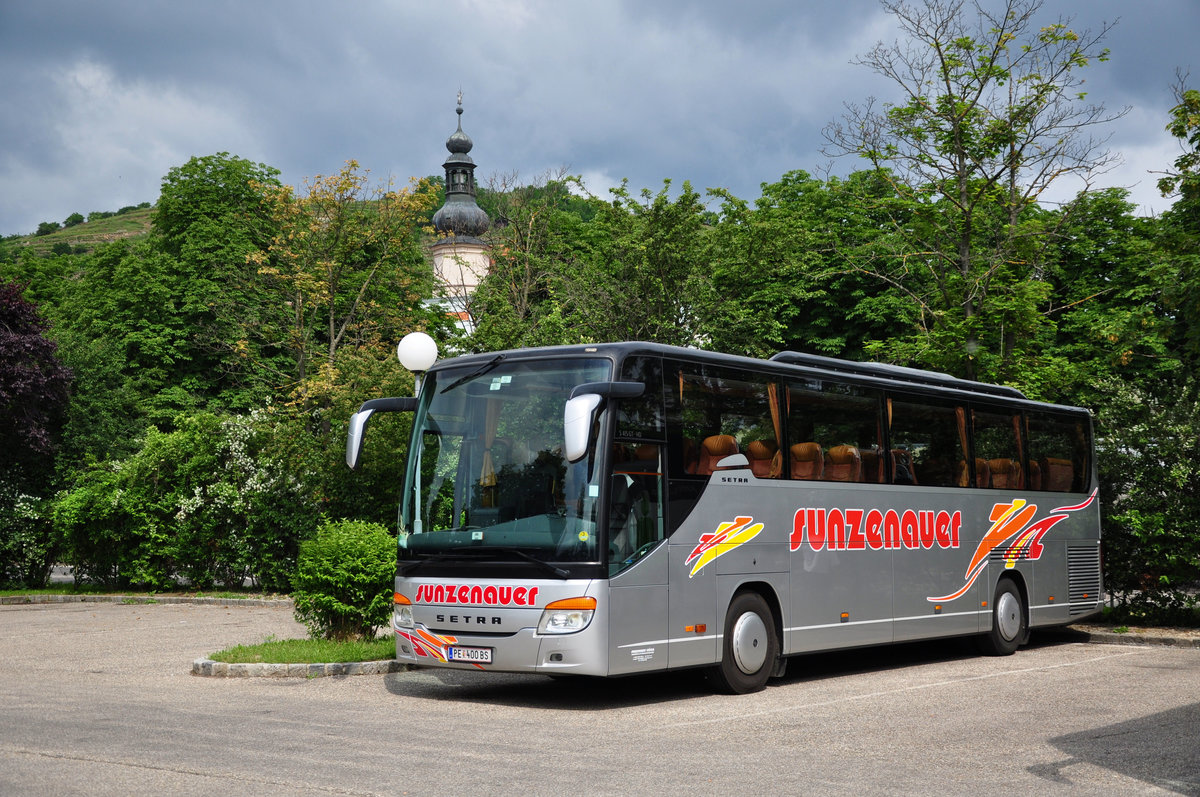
[1,601,1198,796]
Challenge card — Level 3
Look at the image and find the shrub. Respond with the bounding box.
[54,410,320,591]
[0,485,58,588]
[292,520,395,640]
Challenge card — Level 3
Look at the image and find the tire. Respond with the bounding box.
[978,579,1026,656]
[708,592,779,694]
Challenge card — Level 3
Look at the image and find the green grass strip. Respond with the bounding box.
[209,636,395,664]
[0,586,281,599]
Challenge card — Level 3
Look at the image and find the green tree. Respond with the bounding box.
[154,152,280,257]
[1157,80,1200,360]
[248,161,440,410]
[53,240,201,429]
[468,173,588,351]
[0,281,72,586]
[1095,376,1200,622]
[824,0,1123,380]
[702,170,915,360]
[561,180,710,346]
[152,153,285,410]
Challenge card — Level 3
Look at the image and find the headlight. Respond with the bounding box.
[536,597,597,635]
[393,592,414,628]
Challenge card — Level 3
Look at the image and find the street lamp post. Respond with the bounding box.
[395,332,437,533]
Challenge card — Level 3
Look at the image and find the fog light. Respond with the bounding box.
[537,597,596,635]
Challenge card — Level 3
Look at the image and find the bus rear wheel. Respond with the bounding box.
[708,592,778,694]
[978,579,1025,656]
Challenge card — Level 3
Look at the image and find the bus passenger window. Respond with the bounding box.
[888,398,966,487]
[973,408,1024,489]
[1026,411,1090,492]
[667,362,781,480]
[788,380,882,483]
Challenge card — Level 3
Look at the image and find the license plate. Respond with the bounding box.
[448,645,493,664]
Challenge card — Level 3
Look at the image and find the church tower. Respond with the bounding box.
[430,93,491,329]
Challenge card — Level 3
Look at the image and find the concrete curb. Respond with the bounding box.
[192,658,410,678]
[1065,625,1200,649]
[0,594,291,607]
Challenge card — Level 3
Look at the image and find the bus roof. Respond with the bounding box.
[429,342,1087,415]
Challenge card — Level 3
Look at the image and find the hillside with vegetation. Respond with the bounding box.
[5,204,155,257]
[1,1,1197,624]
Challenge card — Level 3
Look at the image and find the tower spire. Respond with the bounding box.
[431,93,490,241]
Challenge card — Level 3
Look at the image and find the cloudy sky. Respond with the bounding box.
[1,0,1196,237]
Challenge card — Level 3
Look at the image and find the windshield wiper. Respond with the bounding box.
[488,547,571,579]
[439,353,505,394]
[398,546,569,579]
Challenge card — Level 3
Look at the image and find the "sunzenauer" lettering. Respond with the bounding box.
[414,583,541,607]
[790,507,961,552]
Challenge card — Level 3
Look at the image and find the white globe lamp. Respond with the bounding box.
[396,332,438,373]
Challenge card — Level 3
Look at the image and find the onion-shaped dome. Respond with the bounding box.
[431,94,490,241]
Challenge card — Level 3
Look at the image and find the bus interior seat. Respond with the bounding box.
[1041,457,1074,491]
[988,458,1025,489]
[861,448,882,483]
[790,442,824,480]
[746,439,778,478]
[1028,459,1042,490]
[695,434,739,476]
[975,458,991,488]
[825,445,862,482]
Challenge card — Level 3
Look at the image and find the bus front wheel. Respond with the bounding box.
[708,592,778,694]
[978,579,1026,656]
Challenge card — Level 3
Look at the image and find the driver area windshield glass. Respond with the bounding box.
[401,357,611,563]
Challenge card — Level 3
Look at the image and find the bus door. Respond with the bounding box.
[605,443,669,675]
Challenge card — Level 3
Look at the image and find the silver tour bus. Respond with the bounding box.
[346,341,1101,693]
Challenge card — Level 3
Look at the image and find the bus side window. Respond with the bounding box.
[789,380,882,483]
[1027,411,1090,492]
[888,397,967,487]
[663,360,780,534]
[972,407,1024,489]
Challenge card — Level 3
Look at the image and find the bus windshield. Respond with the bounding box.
[399,357,611,564]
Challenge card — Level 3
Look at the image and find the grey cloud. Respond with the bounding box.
[1,0,1195,234]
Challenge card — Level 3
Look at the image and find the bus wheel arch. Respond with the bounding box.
[708,587,780,694]
[978,575,1028,656]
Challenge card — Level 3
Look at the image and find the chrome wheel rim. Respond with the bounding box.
[731,611,768,675]
[996,590,1022,642]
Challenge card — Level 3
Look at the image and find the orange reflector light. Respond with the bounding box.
[981,601,988,608]
[685,625,694,633]
[394,592,411,605]
[1048,596,1055,602]
[696,624,706,633]
[840,612,850,623]
[1082,593,1089,599]
[544,596,597,611]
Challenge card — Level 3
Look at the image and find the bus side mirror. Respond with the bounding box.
[563,381,645,463]
[564,394,603,463]
[346,397,418,469]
